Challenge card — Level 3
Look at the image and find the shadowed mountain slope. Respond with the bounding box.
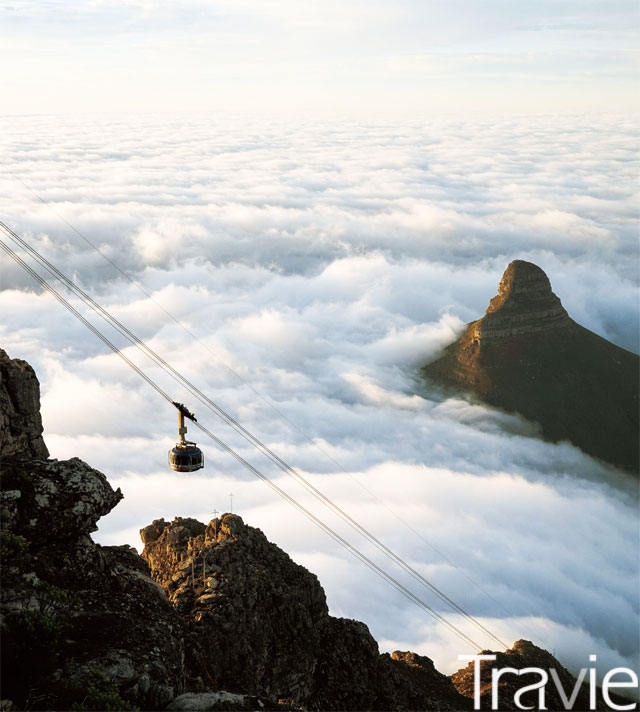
[422,260,639,474]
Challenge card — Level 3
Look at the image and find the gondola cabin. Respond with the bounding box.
[168,443,204,472]
[168,402,204,472]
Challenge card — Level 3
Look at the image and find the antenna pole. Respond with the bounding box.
[177,409,187,444]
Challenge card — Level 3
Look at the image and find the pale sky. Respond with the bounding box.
[1,0,638,115]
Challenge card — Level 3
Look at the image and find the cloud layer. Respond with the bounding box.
[0,113,638,679]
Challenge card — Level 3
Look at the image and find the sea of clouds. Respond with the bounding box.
[0,113,638,679]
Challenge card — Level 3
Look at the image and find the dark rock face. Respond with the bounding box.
[142,514,328,701]
[141,514,471,711]
[422,260,639,474]
[1,456,123,546]
[0,455,188,710]
[0,349,185,710]
[0,348,49,460]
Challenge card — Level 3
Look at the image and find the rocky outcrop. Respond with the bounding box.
[142,514,328,701]
[0,348,49,460]
[1,475,469,710]
[422,260,639,474]
[0,349,186,710]
[1,457,122,546]
[473,261,569,341]
[0,456,186,710]
[141,514,471,710]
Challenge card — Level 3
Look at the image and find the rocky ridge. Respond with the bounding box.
[139,514,470,710]
[422,260,639,474]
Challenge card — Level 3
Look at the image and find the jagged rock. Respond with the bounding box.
[56,543,185,709]
[141,514,471,711]
[0,451,186,709]
[475,261,569,341]
[310,616,381,709]
[0,349,185,710]
[422,260,639,474]
[0,457,123,546]
[0,348,49,460]
[142,513,329,702]
[311,620,470,711]
[386,651,472,711]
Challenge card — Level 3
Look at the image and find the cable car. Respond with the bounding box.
[168,401,204,472]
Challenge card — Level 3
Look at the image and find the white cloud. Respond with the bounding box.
[0,113,638,682]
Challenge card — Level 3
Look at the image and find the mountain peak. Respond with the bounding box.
[475,260,569,342]
[421,260,639,474]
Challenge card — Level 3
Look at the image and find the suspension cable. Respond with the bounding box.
[0,240,175,406]
[0,167,518,630]
[1,222,509,650]
[0,233,490,651]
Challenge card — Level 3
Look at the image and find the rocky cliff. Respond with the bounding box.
[473,261,570,341]
[139,514,469,710]
[0,348,49,460]
[422,260,639,474]
[0,350,187,710]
